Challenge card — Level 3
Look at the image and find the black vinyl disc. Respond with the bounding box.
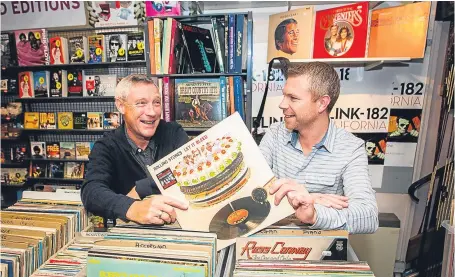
[209,192,271,240]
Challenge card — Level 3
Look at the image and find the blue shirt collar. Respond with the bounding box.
[285,120,336,153]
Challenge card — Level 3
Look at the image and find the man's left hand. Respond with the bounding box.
[269,179,350,225]
[269,178,317,224]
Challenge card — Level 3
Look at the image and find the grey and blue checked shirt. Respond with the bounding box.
[260,120,379,234]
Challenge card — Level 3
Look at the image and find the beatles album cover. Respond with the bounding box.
[313,2,369,59]
[267,6,314,62]
[149,113,295,251]
[367,2,431,58]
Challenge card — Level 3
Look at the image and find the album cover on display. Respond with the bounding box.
[149,113,295,250]
[14,29,49,66]
[267,6,314,62]
[105,34,127,62]
[367,1,431,58]
[174,78,223,128]
[313,2,369,59]
[39,112,56,130]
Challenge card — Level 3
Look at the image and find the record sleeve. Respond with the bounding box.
[313,2,369,59]
[149,113,295,250]
[267,7,314,62]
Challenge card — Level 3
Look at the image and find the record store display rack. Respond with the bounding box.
[1,12,254,208]
[144,12,254,136]
[1,24,147,207]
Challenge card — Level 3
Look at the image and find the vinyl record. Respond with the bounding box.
[209,188,271,240]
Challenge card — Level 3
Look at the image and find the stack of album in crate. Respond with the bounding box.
[86,226,218,277]
[0,190,89,277]
[233,260,375,277]
[234,215,375,276]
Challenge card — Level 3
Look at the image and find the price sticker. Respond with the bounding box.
[95,47,102,56]
[56,82,61,89]
[56,40,61,47]
[118,48,125,56]
[34,32,41,39]
[137,42,144,50]
[68,73,74,81]
[76,49,83,58]
[39,77,44,84]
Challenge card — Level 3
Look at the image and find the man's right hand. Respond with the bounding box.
[126,195,188,225]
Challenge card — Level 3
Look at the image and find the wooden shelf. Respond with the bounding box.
[15,96,115,102]
[288,57,412,70]
[2,61,146,72]
[149,73,247,78]
[24,158,89,163]
[22,129,108,134]
[27,177,84,183]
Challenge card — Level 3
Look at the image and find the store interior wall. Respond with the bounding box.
[202,0,444,269]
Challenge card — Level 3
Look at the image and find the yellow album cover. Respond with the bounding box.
[24,112,39,129]
[149,113,295,251]
[267,6,314,62]
[87,112,103,130]
[39,112,56,129]
[367,2,431,58]
[57,112,73,129]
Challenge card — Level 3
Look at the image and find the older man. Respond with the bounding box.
[81,74,188,225]
[262,62,379,234]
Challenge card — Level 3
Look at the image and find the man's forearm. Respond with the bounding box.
[311,201,379,234]
[81,181,136,220]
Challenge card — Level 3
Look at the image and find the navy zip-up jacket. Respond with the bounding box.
[81,120,189,220]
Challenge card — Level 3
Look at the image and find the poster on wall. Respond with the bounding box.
[248,2,430,191]
[86,1,143,28]
[266,6,314,62]
[0,1,86,31]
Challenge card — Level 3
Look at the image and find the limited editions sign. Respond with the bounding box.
[1,1,86,31]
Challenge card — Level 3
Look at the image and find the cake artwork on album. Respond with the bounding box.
[313,2,369,58]
[149,113,295,251]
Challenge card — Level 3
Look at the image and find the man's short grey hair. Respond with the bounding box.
[115,74,158,99]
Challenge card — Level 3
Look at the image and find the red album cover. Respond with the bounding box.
[313,2,369,59]
[49,37,64,65]
[18,72,34,98]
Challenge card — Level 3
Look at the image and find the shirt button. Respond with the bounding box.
[138,149,142,153]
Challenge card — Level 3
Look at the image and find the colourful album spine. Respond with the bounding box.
[220,76,227,119]
[163,76,171,122]
[234,15,244,74]
[228,15,236,73]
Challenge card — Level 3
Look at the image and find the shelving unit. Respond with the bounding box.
[1,24,147,205]
[288,57,412,71]
[144,12,254,130]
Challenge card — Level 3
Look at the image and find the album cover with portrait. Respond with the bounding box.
[313,2,369,59]
[267,6,314,62]
[149,112,295,251]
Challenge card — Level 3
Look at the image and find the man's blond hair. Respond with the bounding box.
[287,62,340,112]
